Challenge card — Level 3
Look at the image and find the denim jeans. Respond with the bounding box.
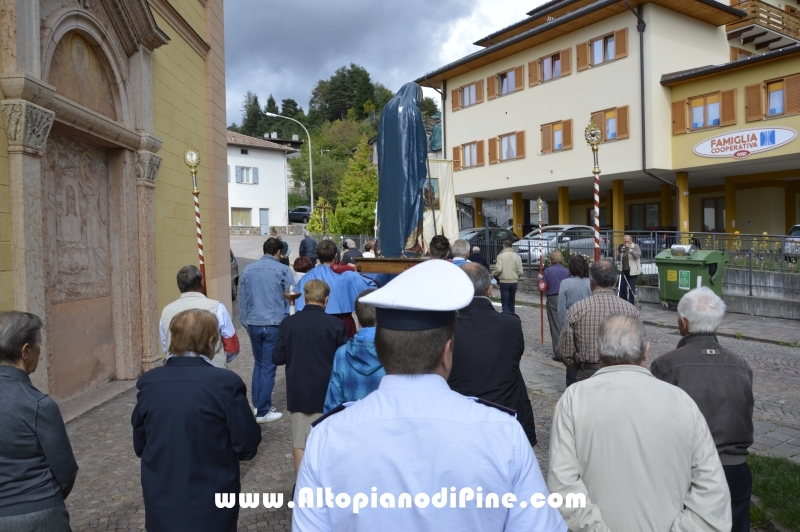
[499,282,517,314]
[247,324,279,416]
[723,462,752,532]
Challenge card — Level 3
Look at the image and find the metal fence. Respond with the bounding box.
[308,233,375,255]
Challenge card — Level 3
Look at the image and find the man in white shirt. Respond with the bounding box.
[547,314,731,532]
[293,260,566,532]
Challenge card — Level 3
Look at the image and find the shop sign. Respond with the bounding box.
[693,127,797,159]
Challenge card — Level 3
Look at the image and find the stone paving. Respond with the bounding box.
[62,252,800,530]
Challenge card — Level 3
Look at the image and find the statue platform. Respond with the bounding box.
[353,257,426,274]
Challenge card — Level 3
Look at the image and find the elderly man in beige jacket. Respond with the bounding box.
[547,314,731,532]
[492,239,524,314]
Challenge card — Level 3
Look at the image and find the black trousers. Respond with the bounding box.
[723,462,752,532]
[620,270,637,304]
[565,366,578,388]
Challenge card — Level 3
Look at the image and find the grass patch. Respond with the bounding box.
[749,454,800,531]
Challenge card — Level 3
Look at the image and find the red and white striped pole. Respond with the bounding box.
[537,197,544,345]
[184,148,206,295]
[585,123,603,263]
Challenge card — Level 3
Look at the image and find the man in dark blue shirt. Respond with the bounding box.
[539,250,570,356]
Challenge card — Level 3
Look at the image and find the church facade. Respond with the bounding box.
[0,0,230,401]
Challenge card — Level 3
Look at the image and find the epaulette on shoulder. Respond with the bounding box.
[311,402,351,428]
[470,397,517,418]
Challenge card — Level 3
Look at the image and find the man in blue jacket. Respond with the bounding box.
[323,289,384,412]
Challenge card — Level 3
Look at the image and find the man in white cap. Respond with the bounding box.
[293,260,566,532]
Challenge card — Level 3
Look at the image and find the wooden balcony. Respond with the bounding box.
[728,0,800,51]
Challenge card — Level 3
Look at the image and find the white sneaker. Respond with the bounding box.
[256,410,282,423]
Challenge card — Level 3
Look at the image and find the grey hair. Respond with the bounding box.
[677,286,726,334]
[304,231,311,237]
[472,246,480,254]
[0,311,43,364]
[597,314,647,366]
[589,259,616,288]
[461,262,492,297]
[451,239,470,258]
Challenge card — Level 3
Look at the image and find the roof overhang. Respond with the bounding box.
[661,43,800,86]
[417,0,744,87]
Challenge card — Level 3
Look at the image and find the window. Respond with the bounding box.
[540,119,573,154]
[230,208,251,227]
[690,93,721,130]
[702,198,726,232]
[590,107,629,142]
[499,70,515,95]
[488,66,523,99]
[488,131,526,164]
[767,81,784,116]
[529,49,571,86]
[577,29,627,71]
[451,80,483,111]
[629,203,660,230]
[240,148,249,155]
[452,140,484,171]
[746,74,800,122]
[234,165,259,184]
[673,90,735,134]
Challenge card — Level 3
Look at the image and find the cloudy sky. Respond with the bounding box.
[224,0,548,126]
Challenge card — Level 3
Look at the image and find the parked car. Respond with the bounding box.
[513,225,608,265]
[459,227,519,264]
[230,249,239,301]
[288,206,312,224]
[786,224,800,260]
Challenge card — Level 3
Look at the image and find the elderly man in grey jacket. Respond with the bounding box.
[548,314,731,532]
[617,234,641,305]
[651,287,753,532]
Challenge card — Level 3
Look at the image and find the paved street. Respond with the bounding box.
[63,242,800,530]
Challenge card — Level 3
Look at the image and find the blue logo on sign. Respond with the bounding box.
[760,130,776,146]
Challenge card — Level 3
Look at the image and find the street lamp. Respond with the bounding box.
[585,121,603,262]
[265,112,314,212]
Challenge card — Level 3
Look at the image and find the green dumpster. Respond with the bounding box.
[655,245,728,305]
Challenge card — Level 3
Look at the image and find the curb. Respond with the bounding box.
[751,494,792,532]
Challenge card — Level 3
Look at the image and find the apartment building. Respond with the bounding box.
[416,0,800,237]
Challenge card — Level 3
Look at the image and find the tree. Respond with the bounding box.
[335,135,378,235]
[372,83,394,114]
[309,64,376,122]
[420,96,439,118]
[281,98,301,118]
[260,94,281,138]
[239,91,265,138]
[305,197,341,234]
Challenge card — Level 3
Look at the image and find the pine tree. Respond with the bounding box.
[335,135,378,235]
[239,91,265,138]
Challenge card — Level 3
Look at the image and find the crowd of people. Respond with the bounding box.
[0,233,754,532]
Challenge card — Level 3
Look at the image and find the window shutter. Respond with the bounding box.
[227,164,230,182]
[514,65,524,92]
[541,123,553,154]
[576,42,590,71]
[672,100,687,135]
[562,119,573,149]
[590,111,605,135]
[785,74,800,115]
[614,28,628,59]
[561,48,572,77]
[720,89,737,126]
[616,105,629,139]
[235,166,243,183]
[488,138,499,164]
[476,140,485,166]
[745,83,764,122]
[515,130,526,159]
[487,76,497,100]
[252,166,259,184]
[452,146,462,171]
[451,88,460,112]
[528,60,540,87]
[475,79,484,104]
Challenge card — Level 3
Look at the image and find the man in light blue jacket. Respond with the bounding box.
[323,289,384,412]
[239,237,294,423]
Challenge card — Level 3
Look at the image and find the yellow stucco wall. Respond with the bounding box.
[150,7,219,313]
[0,67,11,311]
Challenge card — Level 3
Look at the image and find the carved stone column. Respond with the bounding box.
[135,150,162,372]
[1,99,55,392]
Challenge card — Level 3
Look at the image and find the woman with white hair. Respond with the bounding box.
[651,287,754,532]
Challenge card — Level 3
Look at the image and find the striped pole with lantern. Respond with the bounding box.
[184,147,206,295]
[585,122,603,263]
[536,197,545,345]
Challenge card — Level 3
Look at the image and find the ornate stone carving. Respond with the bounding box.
[135,150,162,185]
[1,100,55,151]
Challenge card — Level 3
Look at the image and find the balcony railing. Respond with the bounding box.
[728,0,800,42]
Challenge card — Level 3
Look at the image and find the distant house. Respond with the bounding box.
[227,131,297,234]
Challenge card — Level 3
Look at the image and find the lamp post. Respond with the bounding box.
[266,112,314,212]
[585,122,603,262]
[183,147,206,295]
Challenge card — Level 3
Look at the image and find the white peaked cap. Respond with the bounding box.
[359,259,474,330]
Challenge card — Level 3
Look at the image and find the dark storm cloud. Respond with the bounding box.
[224,0,475,124]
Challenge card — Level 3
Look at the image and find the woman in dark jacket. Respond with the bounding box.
[132,308,261,532]
[0,311,78,532]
